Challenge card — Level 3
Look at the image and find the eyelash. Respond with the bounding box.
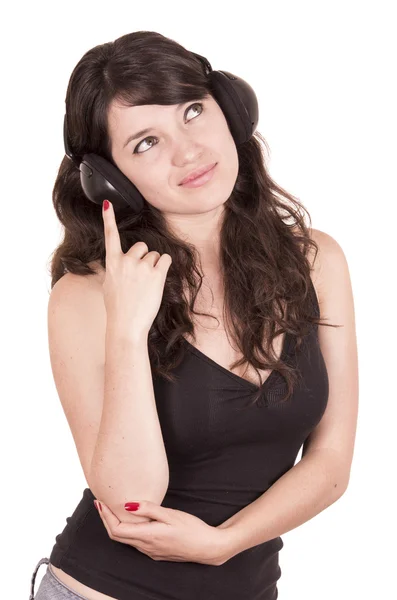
[133,102,204,155]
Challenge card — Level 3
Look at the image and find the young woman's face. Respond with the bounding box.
[107,94,239,217]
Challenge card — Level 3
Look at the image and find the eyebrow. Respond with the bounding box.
[123,101,187,148]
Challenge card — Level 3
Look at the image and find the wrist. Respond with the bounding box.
[106,321,149,344]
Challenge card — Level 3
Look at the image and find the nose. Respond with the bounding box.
[173,143,205,172]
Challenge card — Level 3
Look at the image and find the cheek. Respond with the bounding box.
[210,117,237,156]
[221,146,239,195]
[134,170,173,208]
[222,140,239,177]
[113,160,146,191]
[130,166,163,193]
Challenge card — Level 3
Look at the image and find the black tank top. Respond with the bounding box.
[49,277,329,600]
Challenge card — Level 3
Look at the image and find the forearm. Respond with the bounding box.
[90,325,169,523]
[218,449,348,559]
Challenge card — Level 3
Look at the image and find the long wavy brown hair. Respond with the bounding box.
[48,30,339,407]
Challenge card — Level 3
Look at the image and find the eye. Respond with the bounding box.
[133,102,204,155]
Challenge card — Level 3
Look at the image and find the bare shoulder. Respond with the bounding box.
[51,260,105,296]
[306,227,349,306]
[48,263,106,333]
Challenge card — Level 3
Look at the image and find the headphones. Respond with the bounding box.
[63,51,259,214]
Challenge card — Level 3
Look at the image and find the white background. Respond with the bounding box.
[2,1,396,598]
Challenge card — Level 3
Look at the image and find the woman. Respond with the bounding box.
[29,30,358,600]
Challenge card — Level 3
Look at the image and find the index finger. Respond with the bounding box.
[102,199,122,259]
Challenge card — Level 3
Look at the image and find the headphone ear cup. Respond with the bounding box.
[79,153,146,213]
[209,70,259,145]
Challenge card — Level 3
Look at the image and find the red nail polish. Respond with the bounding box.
[103,200,110,211]
[125,502,140,511]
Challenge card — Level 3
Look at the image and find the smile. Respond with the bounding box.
[180,163,218,188]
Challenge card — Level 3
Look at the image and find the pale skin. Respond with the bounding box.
[50,94,359,598]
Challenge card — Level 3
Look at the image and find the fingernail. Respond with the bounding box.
[125,502,140,511]
[103,200,110,211]
[94,500,102,512]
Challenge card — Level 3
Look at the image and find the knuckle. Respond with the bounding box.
[141,260,152,272]
[135,241,148,251]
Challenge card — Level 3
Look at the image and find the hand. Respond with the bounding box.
[101,199,172,336]
[94,499,232,566]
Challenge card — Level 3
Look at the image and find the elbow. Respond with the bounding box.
[336,476,349,499]
[331,470,350,502]
[88,474,169,525]
[306,447,351,499]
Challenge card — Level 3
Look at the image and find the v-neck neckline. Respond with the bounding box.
[182,331,294,393]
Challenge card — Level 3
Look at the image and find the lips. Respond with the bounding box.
[179,162,217,185]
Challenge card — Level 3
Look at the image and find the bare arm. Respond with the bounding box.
[90,324,169,523]
[48,274,169,526]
